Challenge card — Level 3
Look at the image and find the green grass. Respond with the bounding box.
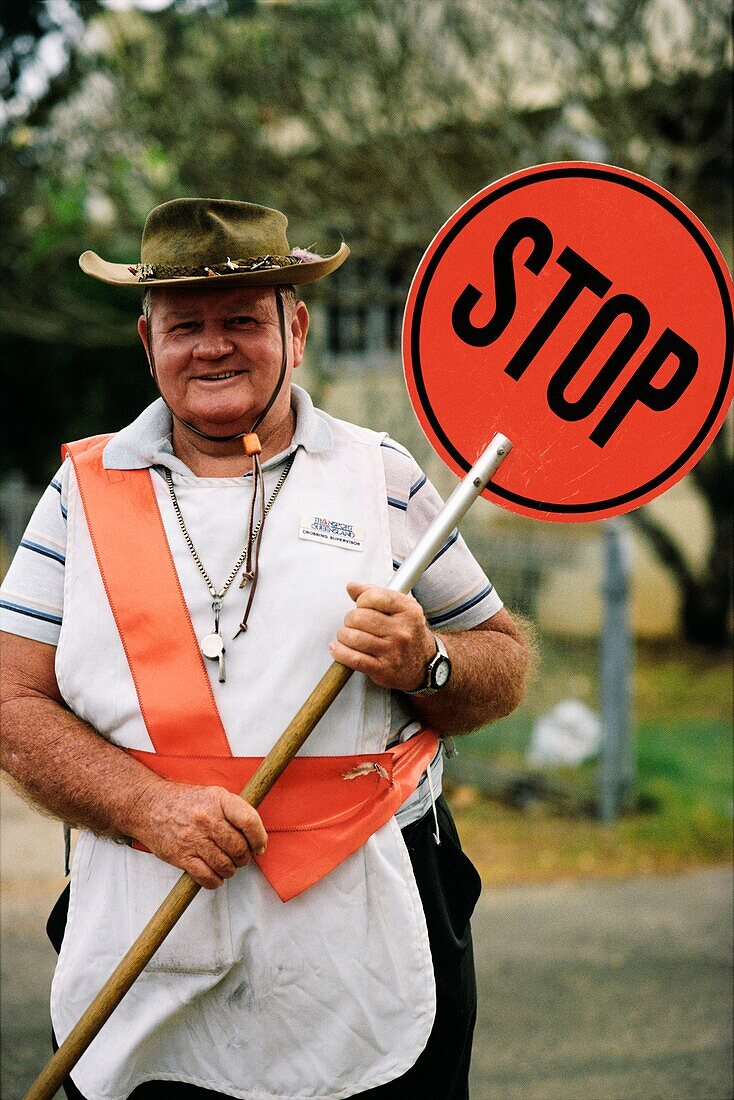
[446,642,733,884]
[637,719,732,813]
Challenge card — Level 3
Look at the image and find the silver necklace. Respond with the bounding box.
[164,454,295,682]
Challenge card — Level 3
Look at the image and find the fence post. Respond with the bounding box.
[598,519,635,823]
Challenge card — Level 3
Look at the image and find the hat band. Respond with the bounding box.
[131,254,303,282]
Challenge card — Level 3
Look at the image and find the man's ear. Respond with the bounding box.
[137,313,154,377]
[291,301,310,369]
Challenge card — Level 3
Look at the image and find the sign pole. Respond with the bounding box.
[598,520,634,823]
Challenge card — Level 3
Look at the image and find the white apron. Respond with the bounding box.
[52,414,435,1100]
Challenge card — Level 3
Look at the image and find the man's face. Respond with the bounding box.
[137,283,309,436]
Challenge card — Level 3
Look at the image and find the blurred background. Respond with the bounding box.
[1,1,732,1097]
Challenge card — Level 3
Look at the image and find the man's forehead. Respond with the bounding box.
[151,284,278,318]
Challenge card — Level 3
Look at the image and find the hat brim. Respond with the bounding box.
[79,243,349,288]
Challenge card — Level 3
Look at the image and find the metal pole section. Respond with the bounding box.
[388,433,512,595]
[598,519,634,823]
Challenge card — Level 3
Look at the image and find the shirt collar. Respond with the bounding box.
[102,384,332,474]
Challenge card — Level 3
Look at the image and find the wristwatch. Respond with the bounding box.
[405,634,452,695]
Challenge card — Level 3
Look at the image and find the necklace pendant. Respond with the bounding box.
[239,569,255,589]
[201,632,226,683]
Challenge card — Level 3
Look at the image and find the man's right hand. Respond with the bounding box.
[132,780,268,890]
[1,634,268,891]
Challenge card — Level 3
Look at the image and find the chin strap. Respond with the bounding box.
[233,430,267,638]
[146,285,292,636]
[232,285,291,636]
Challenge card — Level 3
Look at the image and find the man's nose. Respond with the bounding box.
[193,330,236,359]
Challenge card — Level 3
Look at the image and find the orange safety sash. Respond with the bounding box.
[64,436,440,901]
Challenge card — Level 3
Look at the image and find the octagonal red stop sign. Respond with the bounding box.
[403,162,734,522]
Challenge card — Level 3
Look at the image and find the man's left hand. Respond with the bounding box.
[328,582,436,691]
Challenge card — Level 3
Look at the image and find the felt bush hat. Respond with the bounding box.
[79,197,349,288]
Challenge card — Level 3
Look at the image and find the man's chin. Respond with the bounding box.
[174,408,255,440]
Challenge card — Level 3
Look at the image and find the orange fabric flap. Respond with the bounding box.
[127,729,440,901]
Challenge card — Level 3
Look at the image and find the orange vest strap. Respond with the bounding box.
[63,437,231,757]
[61,434,115,462]
[128,729,440,901]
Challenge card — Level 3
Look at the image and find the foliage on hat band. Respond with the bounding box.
[129,254,304,281]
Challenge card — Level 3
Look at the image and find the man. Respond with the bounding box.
[0,199,529,1099]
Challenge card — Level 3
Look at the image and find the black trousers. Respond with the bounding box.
[49,797,481,1100]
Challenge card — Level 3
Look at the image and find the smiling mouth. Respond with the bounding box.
[197,370,245,381]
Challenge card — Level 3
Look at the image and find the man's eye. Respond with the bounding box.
[232,316,257,326]
[172,321,198,331]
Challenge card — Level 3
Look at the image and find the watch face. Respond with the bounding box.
[434,657,451,688]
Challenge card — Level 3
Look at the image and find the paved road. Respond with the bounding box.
[2,784,732,1100]
[470,869,733,1100]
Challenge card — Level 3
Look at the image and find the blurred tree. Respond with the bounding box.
[1,0,731,642]
[1,1,95,102]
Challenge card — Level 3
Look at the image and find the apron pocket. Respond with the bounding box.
[125,847,234,974]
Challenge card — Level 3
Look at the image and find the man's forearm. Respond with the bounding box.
[410,623,530,735]
[331,587,532,735]
[1,694,159,839]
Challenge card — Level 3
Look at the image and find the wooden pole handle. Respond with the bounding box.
[24,661,354,1100]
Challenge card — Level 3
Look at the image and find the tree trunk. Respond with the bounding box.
[628,504,733,649]
[680,524,733,648]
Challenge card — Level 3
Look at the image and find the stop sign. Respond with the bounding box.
[403,162,734,521]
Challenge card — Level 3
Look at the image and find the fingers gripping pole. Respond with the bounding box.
[24,432,512,1100]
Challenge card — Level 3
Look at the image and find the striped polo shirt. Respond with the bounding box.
[1,387,502,829]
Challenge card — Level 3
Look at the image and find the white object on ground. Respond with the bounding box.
[527,699,601,766]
